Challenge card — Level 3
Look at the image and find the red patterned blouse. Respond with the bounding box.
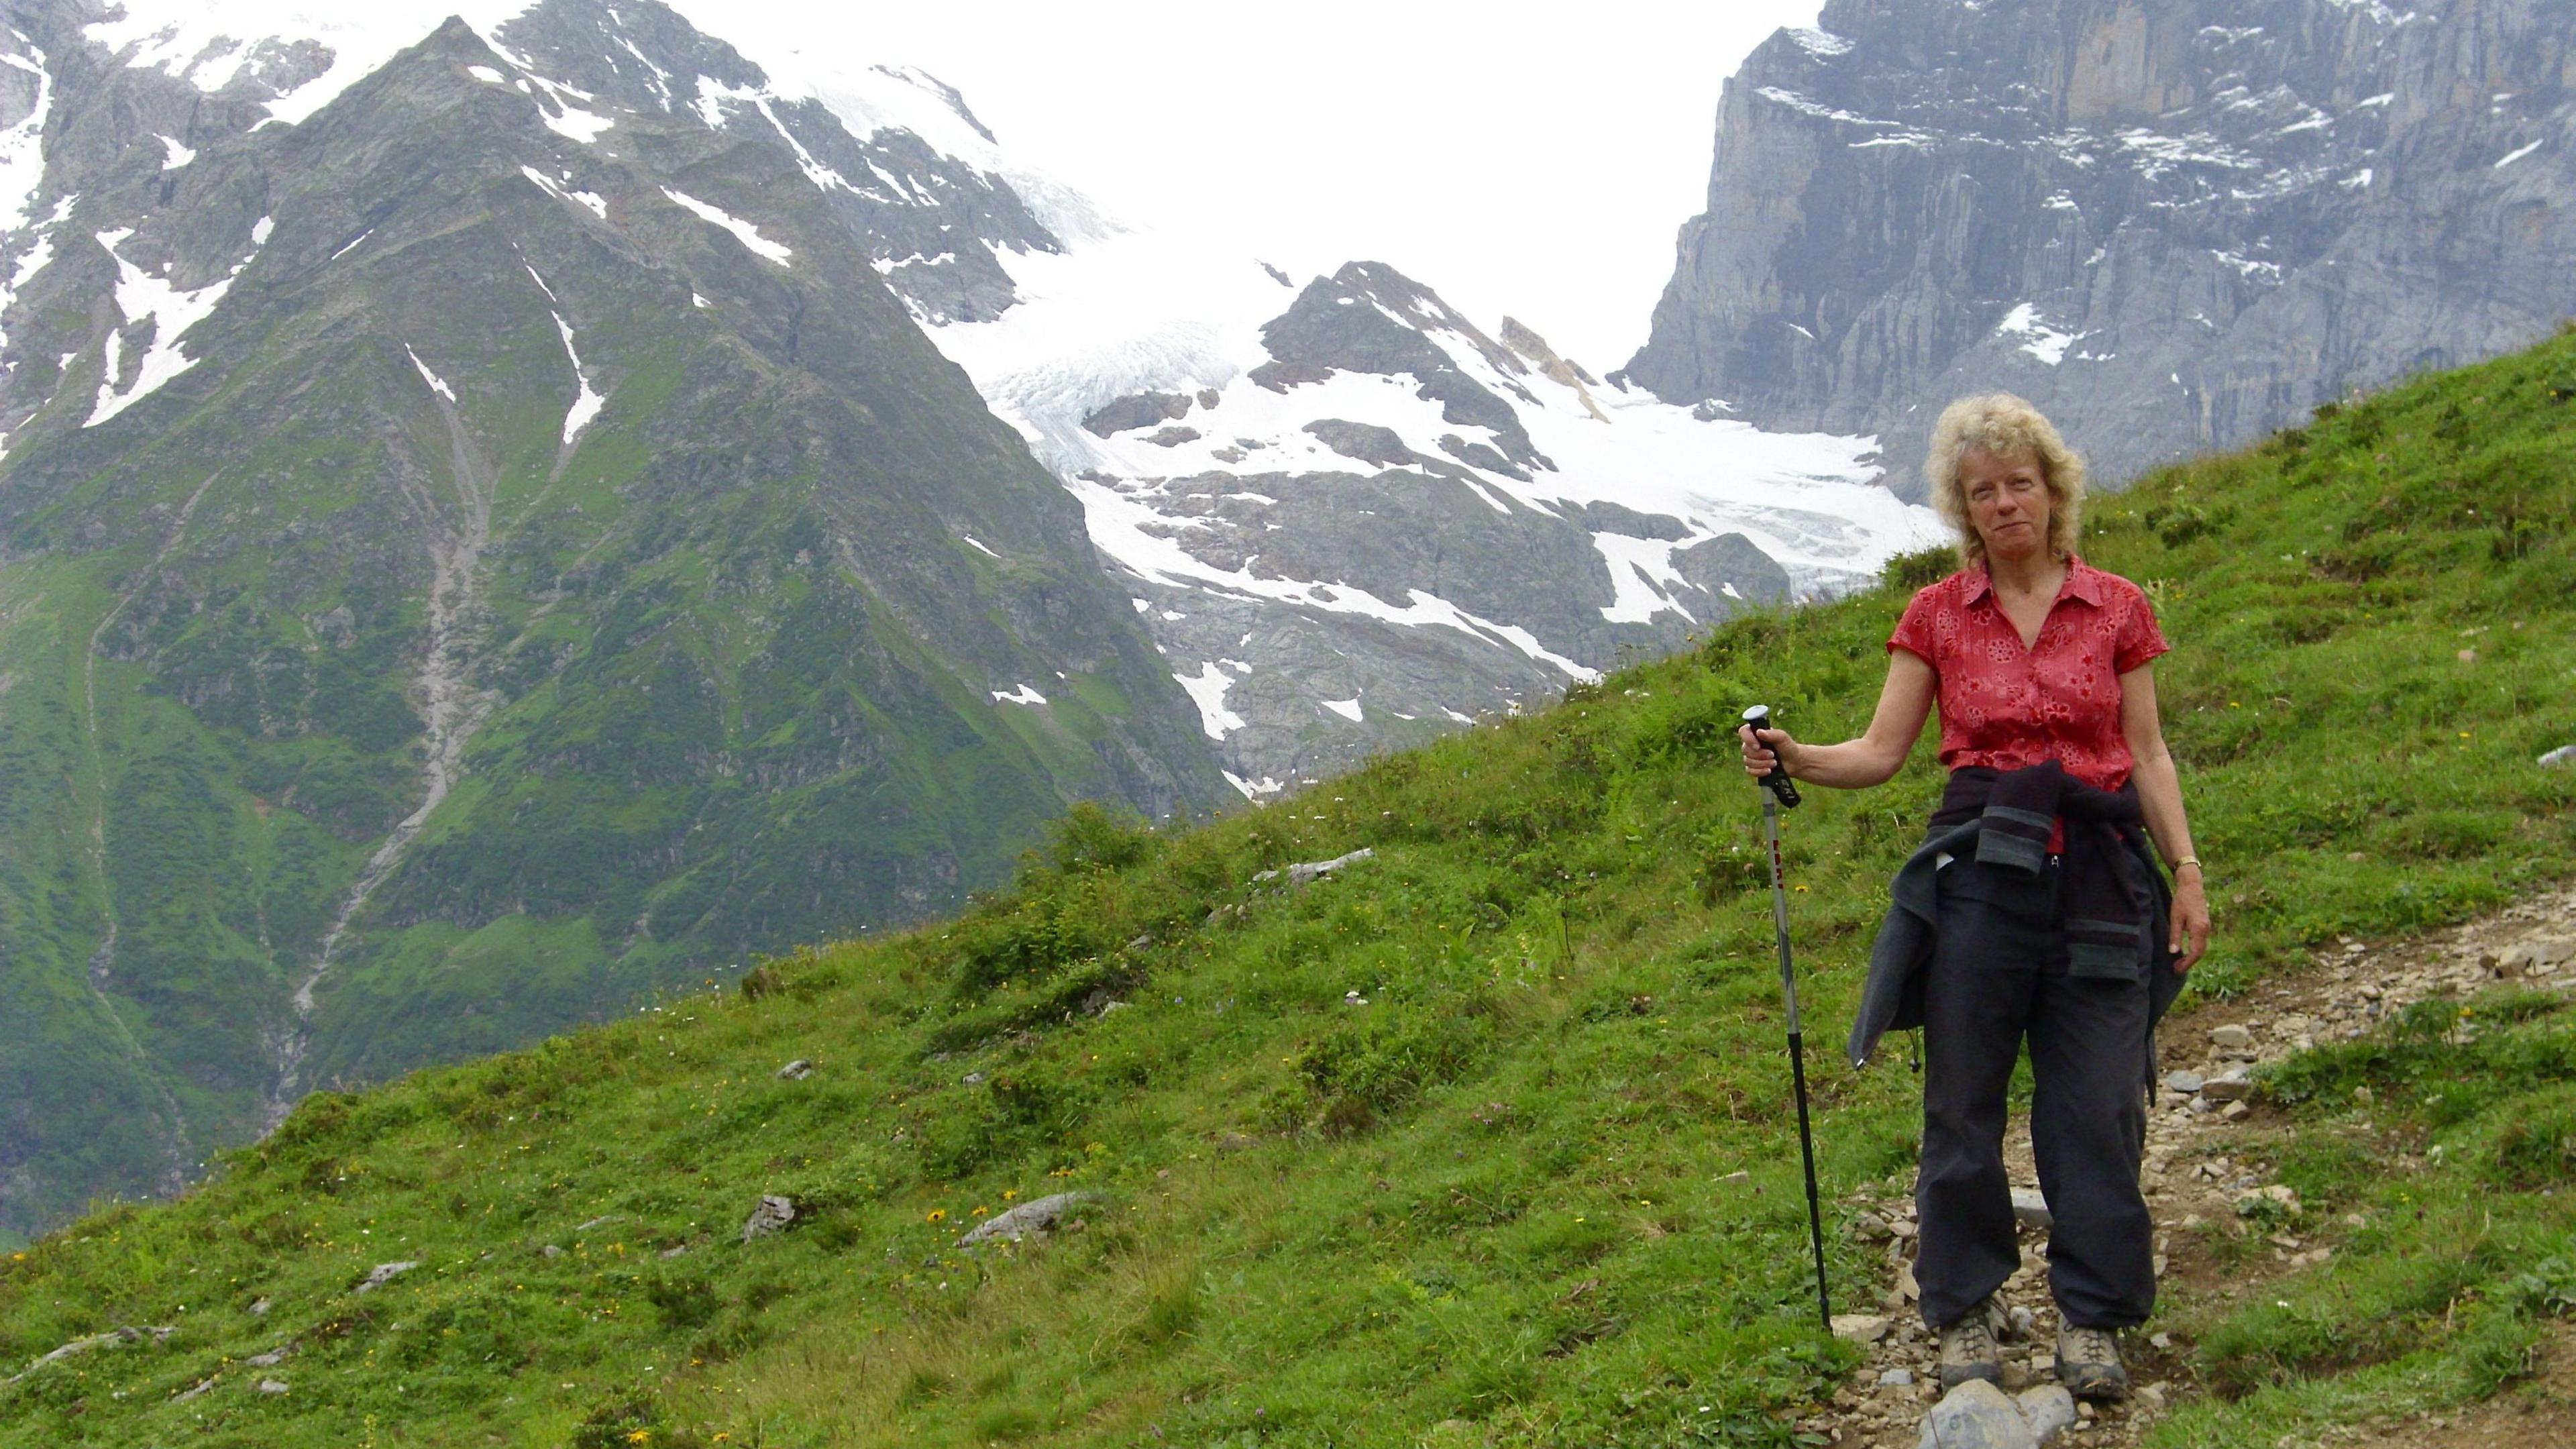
[1887,556,2169,792]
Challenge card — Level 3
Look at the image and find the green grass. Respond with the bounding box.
[3,334,2575,1444]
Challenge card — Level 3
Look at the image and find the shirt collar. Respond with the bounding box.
[1965,555,2104,608]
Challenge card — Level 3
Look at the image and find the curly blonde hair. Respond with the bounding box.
[1924,393,2087,565]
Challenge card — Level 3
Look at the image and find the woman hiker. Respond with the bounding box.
[1737,394,2211,1403]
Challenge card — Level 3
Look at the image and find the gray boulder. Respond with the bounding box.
[1916,1379,2038,1449]
[957,1191,1103,1247]
[740,1194,798,1242]
[352,1261,419,1294]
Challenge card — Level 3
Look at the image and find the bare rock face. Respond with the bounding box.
[1625,0,2576,498]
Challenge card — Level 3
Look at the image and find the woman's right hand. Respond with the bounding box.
[1739,723,1796,782]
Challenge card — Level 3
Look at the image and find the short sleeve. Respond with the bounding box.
[2113,588,2170,674]
[1888,586,1941,665]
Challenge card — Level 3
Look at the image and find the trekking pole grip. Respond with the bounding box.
[1741,705,1801,809]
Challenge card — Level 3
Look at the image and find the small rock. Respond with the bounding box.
[957,1191,1104,1247]
[2200,1069,2254,1102]
[2209,1024,2253,1051]
[741,1193,798,1242]
[173,1376,217,1402]
[257,1379,289,1395]
[574,1214,620,1232]
[1287,848,1375,886]
[1716,1170,1751,1185]
[1916,1379,2039,1449]
[2524,938,2576,969]
[1832,1313,1892,1344]
[1854,1211,1895,1242]
[244,1346,292,1367]
[248,1298,270,1317]
[659,1245,689,1259]
[1098,1000,1130,1015]
[2011,1188,2052,1231]
[2538,743,2575,768]
[352,1261,418,1294]
[541,1244,564,1258]
[2135,1383,2167,1411]
[776,1059,814,1080]
[2008,1305,2037,1340]
[1880,1368,1916,1387]
[1898,1260,1921,1301]
[2017,1385,2078,1444]
[2163,1070,2204,1095]
[2149,1332,2172,1350]
[2221,1101,2251,1121]
[1344,990,1368,1006]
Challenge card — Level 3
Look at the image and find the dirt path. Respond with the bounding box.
[1809,884,2576,1448]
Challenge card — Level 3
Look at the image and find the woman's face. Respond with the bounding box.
[1958,446,2051,563]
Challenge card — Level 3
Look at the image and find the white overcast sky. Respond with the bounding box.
[695,1,1825,370]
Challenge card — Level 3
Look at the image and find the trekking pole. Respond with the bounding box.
[1743,704,1832,1332]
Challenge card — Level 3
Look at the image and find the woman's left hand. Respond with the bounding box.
[2169,871,2211,973]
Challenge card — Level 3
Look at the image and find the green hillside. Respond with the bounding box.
[3,332,2573,1445]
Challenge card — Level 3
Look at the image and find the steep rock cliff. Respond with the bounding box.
[1626,0,2576,496]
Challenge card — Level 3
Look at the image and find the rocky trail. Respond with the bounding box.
[1810,884,2576,1448]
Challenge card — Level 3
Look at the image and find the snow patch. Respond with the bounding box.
[1321,697,1363,723]
[660,186,791,264]
[406,345,454,401]
[541,101,614,145]
[990,684,1047,706]
[1996,303,2079,366]
[467,64,505,85]
[157,134,195,169]
[0,50,58,356]
[1175,662,1246,739]
[86,224,263,426]
[527,266,604,446]
[520,166,606,220]
[1788,27,1854,56]
[1223,771,1284,800]
[331,228,373,260]
[2496,139,2546,170]
[962,535,1000,557]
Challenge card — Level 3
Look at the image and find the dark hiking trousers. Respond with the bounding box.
[1915,853,2155,1332]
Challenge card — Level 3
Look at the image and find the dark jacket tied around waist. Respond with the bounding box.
[1851,761,2184,1085]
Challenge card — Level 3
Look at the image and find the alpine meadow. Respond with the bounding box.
[4,318,2573,1445]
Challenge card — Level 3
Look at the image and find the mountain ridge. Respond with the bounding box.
[0,0,1228,1240]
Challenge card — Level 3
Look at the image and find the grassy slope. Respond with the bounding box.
[3,333,2574,1446]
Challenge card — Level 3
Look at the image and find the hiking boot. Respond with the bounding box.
[2057,1324,2129,1401]
[1936,1299,2004,1389]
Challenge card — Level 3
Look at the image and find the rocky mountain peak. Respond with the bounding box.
[1625,0,2576,496]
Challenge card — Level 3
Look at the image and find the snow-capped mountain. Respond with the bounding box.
[0,0,1938,1237]
[1625,0,2576,497]
[0,0,1237,1240]
[920,215,1940,794]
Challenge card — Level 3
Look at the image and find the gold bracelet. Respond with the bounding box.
[2171,855,2202,874]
